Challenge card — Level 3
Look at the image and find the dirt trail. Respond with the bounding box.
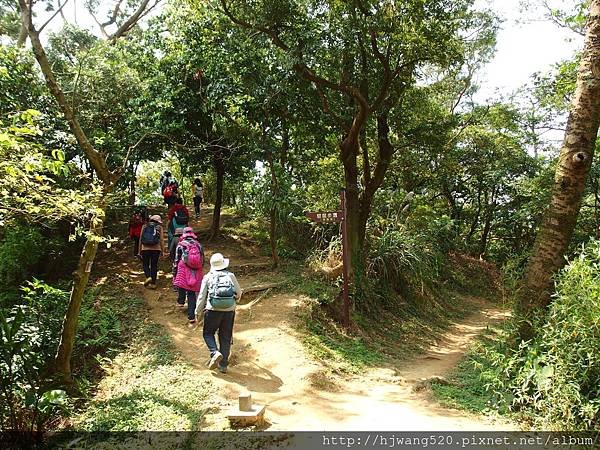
[125,210,511,431]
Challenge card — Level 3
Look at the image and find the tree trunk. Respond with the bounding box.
[466,181,483,245]
[442,183,461,237]
[269,206,278,267]
[478,212,493,259]
[518,1,600,340]
[16,7,27,47]
[478,187,497,258]
[267,153,279,268]
[209,152,225,240]
[19,0,113,186]
[341,134,370,309]
[128,161,137,206]
[53,194,108,383]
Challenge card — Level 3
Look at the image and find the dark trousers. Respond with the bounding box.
[203,310,235,367]
[132,236,140,256]
[141,250,160,283]
[178,288,197,320]
[193,196,201,216]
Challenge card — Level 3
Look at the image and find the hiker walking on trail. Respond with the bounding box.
[167,198,190,248]
[192,178,203,219]
[173,227,204,324]
[163,181,179,208]
[139,214,166,289]
[195,253,242,374]
[169,227,184,263]
[128,206,146,258]
[159,171,177,194]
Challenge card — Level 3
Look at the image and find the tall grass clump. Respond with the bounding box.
[367,223,442,293]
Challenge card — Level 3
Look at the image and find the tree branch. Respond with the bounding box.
[103,0,124,27]
[18,0,114,186]
[39,0,70,33]
[109,0,160,42]
[88,8,111,39]
[109,0,149,41]
[314,84,350,132]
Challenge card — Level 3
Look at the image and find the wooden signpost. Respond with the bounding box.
[305,190,351,327]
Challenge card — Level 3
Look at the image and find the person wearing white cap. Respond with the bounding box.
[195,252,242,373]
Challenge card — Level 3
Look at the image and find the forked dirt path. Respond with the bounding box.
[125,209,512,431]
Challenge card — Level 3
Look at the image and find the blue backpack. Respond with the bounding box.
[141,223,160,245]
[209,271,236,310]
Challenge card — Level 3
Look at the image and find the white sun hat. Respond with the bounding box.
[210,253,229,271]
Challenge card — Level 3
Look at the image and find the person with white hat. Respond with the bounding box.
[138,214,166,289]
[195,252,242,373]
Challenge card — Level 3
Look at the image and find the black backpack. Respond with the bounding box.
[174,208,189,226]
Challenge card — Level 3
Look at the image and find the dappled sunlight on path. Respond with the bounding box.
[122,207,512,431]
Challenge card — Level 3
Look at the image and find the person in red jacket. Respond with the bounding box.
[128,209,145,258]
[167,197,190,224]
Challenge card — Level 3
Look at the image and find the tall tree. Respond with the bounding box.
[217,0,492,293]
[18,0,158,383]
[519,0,600,340]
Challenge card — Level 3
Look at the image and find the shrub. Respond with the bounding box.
[366,222,443,300]
[0,279,128,432]
[0,225,44,298]
[485,240,600,429]
[0,304,67,432]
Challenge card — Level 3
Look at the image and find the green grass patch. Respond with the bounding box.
[430,325,511,417]
[221,216,270,248]
[72,317,213,432]
[431,358,502,414]
[68,282,215,434]
[301,315,385,372]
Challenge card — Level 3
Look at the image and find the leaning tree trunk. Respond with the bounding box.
[19,0,145,384]
[20,0,121,383]
[53,193,109,383]
[518,1,600,340]
[209,152,225,241]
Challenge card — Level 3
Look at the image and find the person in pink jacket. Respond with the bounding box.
[172,227,204,324]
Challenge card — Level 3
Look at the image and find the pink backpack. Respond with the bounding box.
[180,239,203,270]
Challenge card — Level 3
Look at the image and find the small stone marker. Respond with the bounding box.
[239,392,252,411]
[227,391,266,427]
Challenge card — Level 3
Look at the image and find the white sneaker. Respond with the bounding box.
[207,351,223,370]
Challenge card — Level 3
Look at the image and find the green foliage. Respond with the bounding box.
[73,321,212,432]
[511,241,600,429]
[0,110,93,225]
[0,225,44,293]
[0,275,147,432]
[0,2,20,41]
[0,303,67,432]
[76,291,124,362]
[0,46,44,114]
[431,352,505,415]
